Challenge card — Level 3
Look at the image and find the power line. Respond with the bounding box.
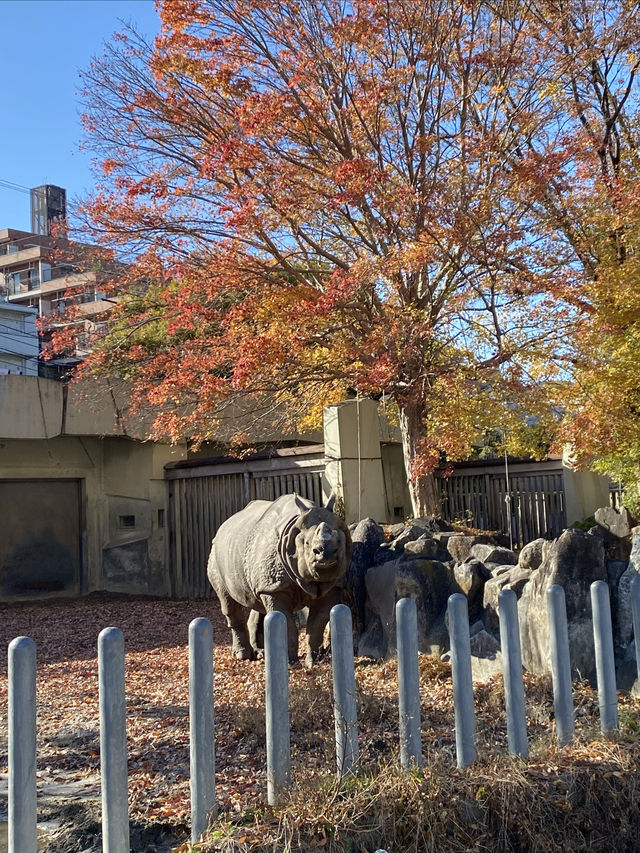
[0,179,53,198]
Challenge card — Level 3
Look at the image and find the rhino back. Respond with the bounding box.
[208,500,273,607]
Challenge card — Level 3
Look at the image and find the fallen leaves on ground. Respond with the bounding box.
[0,594,638,853]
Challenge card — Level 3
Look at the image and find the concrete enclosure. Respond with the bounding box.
[0,375,186,600]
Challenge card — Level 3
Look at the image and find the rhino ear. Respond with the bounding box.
[325,494,336,513]
[293,493,308,512]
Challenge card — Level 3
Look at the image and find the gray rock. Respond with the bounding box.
[347,518,385,637]
[453,559,491,605]
[359,558,442,659]
[469,628,501,658]
[518,538,546,571]
[470,543,517,566]
[595,506,636,540]
[629,532,640,574]
[447,534,493,563]
[517,528,606,682]
[616,562,640,648]
[441,628,502,682]
[589,521,632,562]
[403,534,440,559]
[481,565,531,630]
[424,608,450,656]
[615,534,640,648]
[616,639,640,693]
[388,524,427,550]
[482,574,513,630]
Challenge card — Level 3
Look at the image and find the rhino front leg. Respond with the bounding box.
[305,587,344,668]
[262,595,299,663]
[248,609,265,656]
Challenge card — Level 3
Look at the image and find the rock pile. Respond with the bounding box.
[348,507,640,690]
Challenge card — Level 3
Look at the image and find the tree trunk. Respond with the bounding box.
[397,400,442,518]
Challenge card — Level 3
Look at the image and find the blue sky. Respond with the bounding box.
[0,0,160,231]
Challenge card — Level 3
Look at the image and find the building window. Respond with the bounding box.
[118,515,136,529]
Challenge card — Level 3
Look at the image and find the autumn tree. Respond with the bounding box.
[72,0,584,516]
[512,0,640,501]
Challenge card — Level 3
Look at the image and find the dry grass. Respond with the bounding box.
[194,664,640,853]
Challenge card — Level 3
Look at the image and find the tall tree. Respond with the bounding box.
[71,0,578,515]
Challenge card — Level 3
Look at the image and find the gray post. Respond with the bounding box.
[189,618,216,842]
[591,580,618,733]
[546,585,574,746]
[8,637,37,853]
[498,589,529,758]
[447,594,477,769]
[631,575,640,684]
[396,598,422,770]
[264,611,290,805]
[330,604,359,776]
[98,627,130,853]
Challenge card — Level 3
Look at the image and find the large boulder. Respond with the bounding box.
[517,528,606,681]
[470,543,518,566]
[347,517,385,636]
[447,534,494,563]
[482,566,533,630]
[453,558,492,604]
[594,506,636,540]
[358,558,445,659]
[615,534,640,647]
[518,538,547,571]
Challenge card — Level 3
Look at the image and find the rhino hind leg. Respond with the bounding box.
[216,589,255,661]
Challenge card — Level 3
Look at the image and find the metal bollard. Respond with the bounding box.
[330,604,359,776]
[591,580,618,733]
[498,589,529,758]
[189,618,216,842]
[447,594,476,769]
[630,575,640,685]
[264,611,291,805]
[8,636,37,853]
[98,627,130,853]
[396,598,422,770]
[546,585,574,746]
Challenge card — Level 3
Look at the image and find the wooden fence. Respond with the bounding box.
[165,445,326,598]
[437,459,567,547]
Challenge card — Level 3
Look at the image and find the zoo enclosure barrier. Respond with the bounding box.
[167,451,569,599]
[8,579,639,853]
[436,458,567,548]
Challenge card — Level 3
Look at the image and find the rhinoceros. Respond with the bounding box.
[207,493,351,665]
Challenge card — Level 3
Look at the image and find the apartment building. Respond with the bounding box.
[0,185,113,376]
[0,300,38,375]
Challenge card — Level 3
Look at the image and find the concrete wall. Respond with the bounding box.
[324,399,390,524]
[562,447,612,526]
[0,375,186,601]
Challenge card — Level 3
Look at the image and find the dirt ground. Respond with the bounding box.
[0,594,406,853]
[0,595,234,853]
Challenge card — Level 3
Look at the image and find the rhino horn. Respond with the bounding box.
[317,522,333,542]
[326,494,336,512]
